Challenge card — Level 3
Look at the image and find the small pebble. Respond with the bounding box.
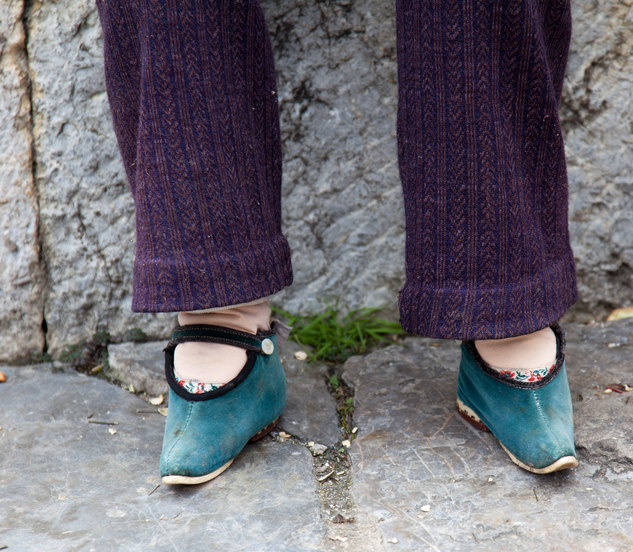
[388,538,398,544]
[342,439,351,448]
[604,389,612,394]
[310,443,328,455]
[352,427,358,434]
[420,504,431,512]
[128,384,135,393]
[0,371,6,383]
[278,431,291,440]
[586,487,594,491]
[149,394,164,406]
[108,427,118,435]
[307,441,315,447]
[488,477,494,482]
[294,351,308,361]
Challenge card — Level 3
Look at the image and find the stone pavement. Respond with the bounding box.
[1,320,633,551]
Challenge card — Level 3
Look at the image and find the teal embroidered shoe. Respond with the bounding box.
[456,323,577,474]
[159,323,286,485]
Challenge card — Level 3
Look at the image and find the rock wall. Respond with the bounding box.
[562,0,633,322]
[1,0,632,360]
[0,0,44,361]
[26,0,173,356]
[268,1,403,316]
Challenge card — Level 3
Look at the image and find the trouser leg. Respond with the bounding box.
[396,0,577,340]
[96,0,293,313]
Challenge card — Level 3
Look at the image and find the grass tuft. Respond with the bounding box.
[273,303,406,365]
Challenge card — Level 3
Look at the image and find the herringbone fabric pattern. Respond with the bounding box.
[97,0,292,312]
[97,0,577,339]
[397,0,577,339]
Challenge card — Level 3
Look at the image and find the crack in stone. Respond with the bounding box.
[577,445,633,475]
[269,428,357,524]
[267,365,360,525]
[21,0,48,357]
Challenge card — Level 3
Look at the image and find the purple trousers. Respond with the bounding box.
[96,0,577,340]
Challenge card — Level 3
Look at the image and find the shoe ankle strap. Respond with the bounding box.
[164,324,277,355]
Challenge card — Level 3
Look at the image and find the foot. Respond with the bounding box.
[457,324,577,474]
[174,302,271,392]
[475,327,556,371]
[160,320,286,485]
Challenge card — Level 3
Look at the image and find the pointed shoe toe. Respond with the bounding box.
[456,323,577,474]
[159,326,286,485]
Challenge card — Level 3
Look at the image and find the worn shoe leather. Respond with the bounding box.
[456,323,577,474]
[160,326,286,484]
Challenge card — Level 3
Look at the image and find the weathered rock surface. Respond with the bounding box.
[2,319,633,551]
[0,0,44,362]
[25,0,175,356]
[107,341,168,397]
[276,340,341,446]
[0,364,327,551]
[344,319,633,550]
[267,1,404,316]
[563,0,633,322]
[565,320,633,471]
[1,0,632,359]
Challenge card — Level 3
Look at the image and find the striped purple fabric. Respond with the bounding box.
[97,0,292,313]
[396,0,577,339]
[97,0,577,339]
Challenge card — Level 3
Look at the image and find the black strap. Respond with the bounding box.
[164,324,276,354]
[163,323,277,401]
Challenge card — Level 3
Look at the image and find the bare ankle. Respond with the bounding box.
[474,327,556,371]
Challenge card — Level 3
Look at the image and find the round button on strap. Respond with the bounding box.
[261,338,275,355]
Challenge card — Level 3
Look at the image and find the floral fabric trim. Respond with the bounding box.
[174,371,226,394]
[496,364,556,383]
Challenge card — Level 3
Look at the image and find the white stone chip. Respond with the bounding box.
[149,394,164,406]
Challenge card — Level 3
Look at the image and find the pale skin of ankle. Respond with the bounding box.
[174,302,271,383]
[474,327,556,370]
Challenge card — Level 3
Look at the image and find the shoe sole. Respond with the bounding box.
[456,398,578,474]
[161,417,280,485]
